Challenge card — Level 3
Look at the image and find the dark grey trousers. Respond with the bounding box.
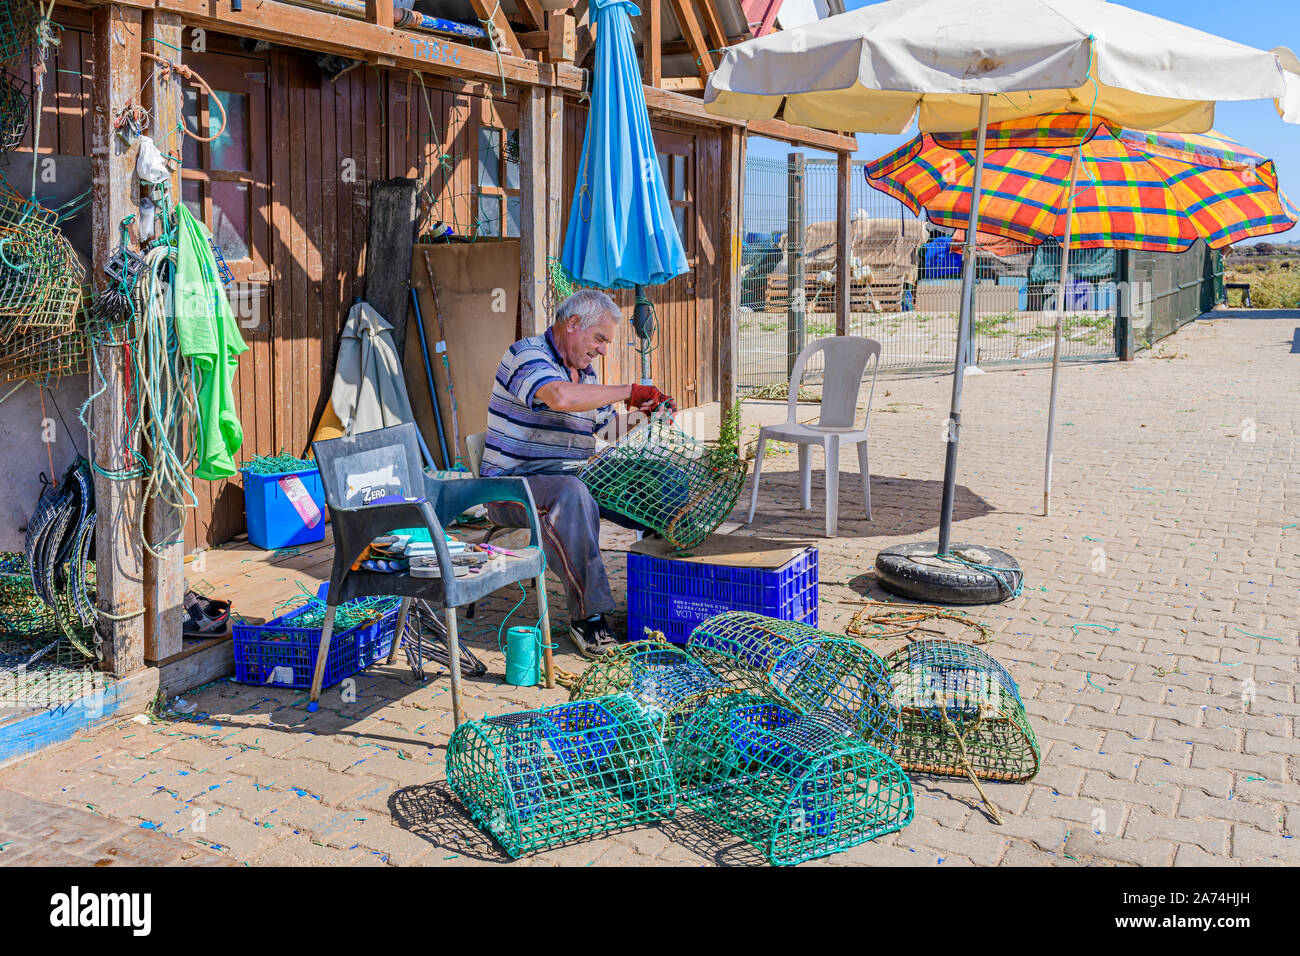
[486,473,644,622]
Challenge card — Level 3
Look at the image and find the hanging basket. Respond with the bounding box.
[568,638,736,744]
[669,693,914,866]
[687,611,900,748]
[579,411,748,551]
[883,640,1040,782]
[446,694,677,858]
[0,67,29,153]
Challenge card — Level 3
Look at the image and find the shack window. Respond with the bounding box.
[477,126,520,238]
[179,80,258,267]
[656,147,693,254]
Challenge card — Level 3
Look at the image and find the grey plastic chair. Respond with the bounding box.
[309,423,550,726]
[746,336,882,537]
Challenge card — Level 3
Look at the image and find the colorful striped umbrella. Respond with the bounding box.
[866,112,1297,514]
[865,112,1298,252]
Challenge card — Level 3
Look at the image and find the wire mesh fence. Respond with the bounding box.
[740,147,1223,389]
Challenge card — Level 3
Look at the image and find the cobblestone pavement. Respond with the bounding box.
[1,313,1295,867]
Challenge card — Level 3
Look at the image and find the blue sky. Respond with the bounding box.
[746,0,1300,242]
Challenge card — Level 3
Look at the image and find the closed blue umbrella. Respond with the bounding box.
[561,0,688,357]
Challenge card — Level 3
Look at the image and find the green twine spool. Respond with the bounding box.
[504,626,542,687]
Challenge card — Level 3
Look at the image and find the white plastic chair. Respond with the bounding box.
[746,336,882,537]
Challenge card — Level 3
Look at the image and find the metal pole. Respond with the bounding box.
[1044,149,1081,516]
[936,93,990,555]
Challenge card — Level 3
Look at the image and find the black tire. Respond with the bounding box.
[874,541,1022,605]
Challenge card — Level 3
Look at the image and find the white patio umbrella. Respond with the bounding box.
[705,0,1295,600]
[1274,46,1300,123]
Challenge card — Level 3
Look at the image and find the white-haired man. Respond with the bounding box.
[480,289,675,659]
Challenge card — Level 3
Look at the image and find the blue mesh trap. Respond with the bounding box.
[687,612,900,748]
[669,693,914,866]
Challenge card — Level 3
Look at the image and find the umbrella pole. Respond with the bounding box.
[937,93,991,555]
[1044,150,1081,516]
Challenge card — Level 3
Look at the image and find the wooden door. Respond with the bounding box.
[179,49,274,549]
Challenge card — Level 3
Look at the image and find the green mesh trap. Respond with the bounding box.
[0,67,29,153]
[446,694,677,858]
[0,1,34,64]
[0,177,84,352]
[687,612,900,748]
[669,692,914,866]
[578,411,748,551]
[568,639,736,744]
[883,640,1040,782]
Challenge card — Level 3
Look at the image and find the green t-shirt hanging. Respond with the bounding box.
[173,204,250,480]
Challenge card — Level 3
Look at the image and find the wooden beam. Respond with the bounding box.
[91,4,146,676]
[718,127,743,410]
[141,8,185,665]
[660,76,704,92]
[835,151,851,337]
[516,0,547,32]
[574,0,596,67]
[465,0,521,58]
[545,85,566,310]
[642,0,661,88]
[665,0,715,79]
[548,12,576,64]
[518,30,550,49]
[519,85,548,335]
[696,0,728,55]
[364,0,393,29]
[747,118,857,152]
[656,33,748,57]
[156,0,555,88]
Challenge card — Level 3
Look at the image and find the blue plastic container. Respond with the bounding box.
[240,466,327,550]
[626,547,818,644]
[232,596,399,690]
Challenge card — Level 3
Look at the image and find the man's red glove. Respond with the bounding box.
[628,383,677,415]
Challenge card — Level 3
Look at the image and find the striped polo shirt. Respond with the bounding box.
[480,328,614,476]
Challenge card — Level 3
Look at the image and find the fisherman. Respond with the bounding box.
[480,289,675,659]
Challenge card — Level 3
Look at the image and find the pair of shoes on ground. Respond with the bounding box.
[569,614,620,660]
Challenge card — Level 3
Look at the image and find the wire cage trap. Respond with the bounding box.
[687,612,900,748]
[578,410,748,551]
[883,640,1040,782]
[0,67,29,153]
[0,1,35,65]
[568,638,736,744]
[446,694,677,858]
[669,693,914,866]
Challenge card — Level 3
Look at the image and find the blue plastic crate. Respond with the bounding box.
[232,596,399,690]
[627,547,817,644]
[240,466,326,550]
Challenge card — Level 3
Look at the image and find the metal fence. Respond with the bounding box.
[739,148,1223,389]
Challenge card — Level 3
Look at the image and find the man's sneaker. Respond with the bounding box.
[570,614,618,660]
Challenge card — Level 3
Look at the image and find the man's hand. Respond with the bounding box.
[628,383,677,415]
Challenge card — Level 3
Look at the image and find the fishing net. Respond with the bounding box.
[0,1,35,65]
[567,638,736,744]
[446,694,677,858]
[0,66,29,153]
[687,612,900,748]
[883,640,1040,782]
[579,410,748,551]
[669,693,914,866]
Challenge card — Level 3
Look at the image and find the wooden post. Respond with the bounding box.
[142,8,185,664]
[363,178,418,361]
[545,85,566,317]
[786,151,805,379]
[642,0,662,88]
[518,84,548,335]
[718,127,742,410]
[91,5,146,676]
[835,151,851,337]
[364,0,394,29]
[548,12,576,64]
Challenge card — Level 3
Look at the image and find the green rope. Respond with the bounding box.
[240,453,316,476]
